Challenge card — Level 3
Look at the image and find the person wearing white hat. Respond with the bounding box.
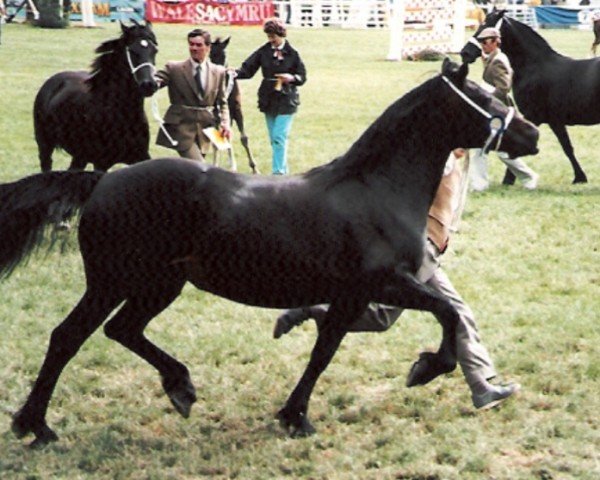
[470,27,539,191]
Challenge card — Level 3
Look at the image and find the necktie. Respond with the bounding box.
[195,65,204,97]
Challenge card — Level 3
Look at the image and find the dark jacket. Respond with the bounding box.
[236,41,307,115]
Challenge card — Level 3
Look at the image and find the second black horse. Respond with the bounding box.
[461,9,599,184]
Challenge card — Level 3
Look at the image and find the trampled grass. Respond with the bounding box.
[0,22,599,479]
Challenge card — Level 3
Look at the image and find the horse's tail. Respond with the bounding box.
[0,171,105,278]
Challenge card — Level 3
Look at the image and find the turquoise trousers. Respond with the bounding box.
[265,114,294,175]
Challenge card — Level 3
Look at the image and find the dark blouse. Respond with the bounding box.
[236,41,307,115]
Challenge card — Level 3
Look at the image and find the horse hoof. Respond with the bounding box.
[276,408,316,438]
[12,411,58,446]
[29,425,59,449]
[163,377,197,418]
[406,352,456,387]
[573,176,588,184]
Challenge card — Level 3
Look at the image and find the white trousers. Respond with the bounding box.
[470,149,537,191]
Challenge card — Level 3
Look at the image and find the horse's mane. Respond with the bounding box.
[87,37,126,89]
[305,75,437,185]
[505,16,559,56]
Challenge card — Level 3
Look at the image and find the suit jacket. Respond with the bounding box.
[482,48,514,106]
[155,58,230,153]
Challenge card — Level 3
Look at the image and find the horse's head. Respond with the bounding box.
[440,58,538,159]
[210,37,231,66]
[120,21,159,97]
[460,8,506,64]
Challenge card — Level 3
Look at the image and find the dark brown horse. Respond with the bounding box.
[461,9,598,184]
[209,36,259,174]
[592,14,600,56]
[34,22,158,172]
[0,60,538,447]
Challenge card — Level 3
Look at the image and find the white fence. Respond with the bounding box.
[272,0,389,29]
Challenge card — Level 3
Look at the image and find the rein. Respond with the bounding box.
[441,75,514,153]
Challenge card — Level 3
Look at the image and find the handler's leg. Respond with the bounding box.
[266,114,293,175]
[426,267,520,409]
[498,152,538,190]
[178,142,204,161]
[469,148,489,192]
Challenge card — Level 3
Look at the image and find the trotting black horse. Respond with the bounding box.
[461,9,597,184]
[209,36,259,174]
[0,60,538,447]
[34,21,158,172]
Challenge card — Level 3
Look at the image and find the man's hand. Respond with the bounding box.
[220,126,232,140]
[275,73,295,84]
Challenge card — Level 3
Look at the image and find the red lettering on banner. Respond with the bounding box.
[146,0,274,25]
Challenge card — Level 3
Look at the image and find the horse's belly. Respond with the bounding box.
[183,258,347,309]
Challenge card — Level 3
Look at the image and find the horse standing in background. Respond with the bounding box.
[0,60,538,447]
[34,21,158,172]
[210,36,259,174]
[591,13,600,56]
[461,9,599,184]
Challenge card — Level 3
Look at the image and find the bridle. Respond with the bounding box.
[125,39,157,78]
[441,75,515,153]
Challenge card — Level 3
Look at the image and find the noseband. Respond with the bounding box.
[441,75,515,153]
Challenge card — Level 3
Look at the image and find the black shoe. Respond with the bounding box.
[273,308,312,339]
[472,383,521,410]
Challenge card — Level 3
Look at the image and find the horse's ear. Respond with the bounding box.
[223,36,231,47]
[120,21,129,34]
[441,57,459,76]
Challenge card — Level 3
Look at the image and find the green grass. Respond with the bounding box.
[1,22,599,479]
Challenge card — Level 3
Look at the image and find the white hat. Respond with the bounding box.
[476,27,501,40]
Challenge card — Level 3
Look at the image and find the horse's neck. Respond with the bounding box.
[332,97,450,210]
[92,53,142,105]
[504,21,559,69]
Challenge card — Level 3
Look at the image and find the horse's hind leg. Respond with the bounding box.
[103,279,196,418]
[549,123,587,184]
[12,290,121,447]
[240,133,259,174]
[35,126,55,173]
[277,297,368,437]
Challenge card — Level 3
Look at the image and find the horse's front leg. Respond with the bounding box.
[277,297,368,437]
[373,270,459,387]
[227,147,237,172]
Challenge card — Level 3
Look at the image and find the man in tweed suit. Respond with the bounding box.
[155,29,231,161]
[470,27,538,191]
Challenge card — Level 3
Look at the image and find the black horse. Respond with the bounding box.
[461,9,596,184]
[0,60,538,447]
[209,36,259,174]
[34,21,158,172]
[592,15,600,56]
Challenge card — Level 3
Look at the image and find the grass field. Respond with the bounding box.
[0,21,599,480]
